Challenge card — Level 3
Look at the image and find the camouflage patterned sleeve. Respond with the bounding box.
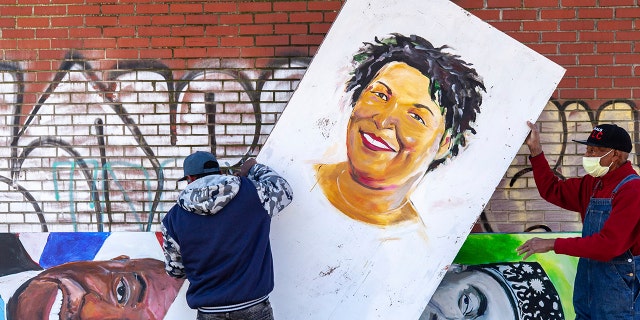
[161,222,186,279]
[248,163,294,217]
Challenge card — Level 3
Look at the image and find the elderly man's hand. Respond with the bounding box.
[526,121,543,157]
[517,237,555,260]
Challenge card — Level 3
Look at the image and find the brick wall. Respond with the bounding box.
[0,0,638,232]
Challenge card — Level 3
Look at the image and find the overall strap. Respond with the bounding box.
[612,174,640,196]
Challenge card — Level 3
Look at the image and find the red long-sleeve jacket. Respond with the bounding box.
[530,152,640,261]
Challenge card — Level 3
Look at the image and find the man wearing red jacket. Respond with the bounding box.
[518,121,640,319]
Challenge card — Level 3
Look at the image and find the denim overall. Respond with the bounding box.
[574,174,640,320]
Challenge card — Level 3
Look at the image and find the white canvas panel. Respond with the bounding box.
[260,0,566,319]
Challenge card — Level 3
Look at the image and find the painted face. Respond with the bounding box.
[346,61,447,190]
[422,269,516,319]
[9,256,183,320]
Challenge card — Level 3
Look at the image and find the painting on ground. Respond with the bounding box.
[0,232,194,320]
[259,0,566,318]
[423,233,579,320]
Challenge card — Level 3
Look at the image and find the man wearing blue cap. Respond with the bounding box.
[161,151,293,320]
[518,121,640,319]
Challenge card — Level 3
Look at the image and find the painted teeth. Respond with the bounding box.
[364,133,390,150]
[49,289,62,320]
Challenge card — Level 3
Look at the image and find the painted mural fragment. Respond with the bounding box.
[259,0,565,318]
[315,34,485,226]
[0,232,193,320]
[422,233,578,320]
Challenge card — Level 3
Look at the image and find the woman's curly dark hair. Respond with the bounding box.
[346,33,486,171]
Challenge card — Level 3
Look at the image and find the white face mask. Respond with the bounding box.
[582,149,613,177]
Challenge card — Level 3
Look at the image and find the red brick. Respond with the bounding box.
[564,65,596,77]
[138,26,171,37]
[275,46,309,57]
[308,1,343,11]
[4,49,38,60]
[541,31,576,42]
[558,88,595,100]
[578,77,612,88]
[455,0,485,9]
[172,26,205,36]
[0,17,14,28]
[174,47,207,58]
[597,43,632,53]
[562,0,597,5]
[137,4,169,14]
[577,8,613,19]
[0,39,17,49]
[617,32,640,41]
[205,25,238,36]
[524,0,559,7]
[291,34,324,46]
[559,43,594,53]
[171,3,203,13]
[152,15,185,25]
[614,78,640,87]
[0,5,33,16]
[548,54,577,66]
[119,15,152,26]
[184,37,218,47]
[2,29,35,39]
[503,9,537,20]
[86,16,118,27]
[219,14,253,25]
[206,47,241,58]
[103,27,135,37]
[238,2,271,12]
[184,14,216,25]
[50,39,82,49]
[468,9,500,21]
[118,38,149,48]
[323,11,338,23]
[290,12,323,23]
[616,54,640,64]
[67,4,100,15]
[239,24,274,35]
[138,48,173,59]
[51,16,83,27]
[598,20,633,31]
[36,28,68,38]
[69,27,101,38]
[34,5,66,15]
[309,23,331,34]
[17,17,49,28]
[150,37,183,47]
[105,48,139,59]
[220,36,254,47]
[204,2,237,13]
[559,20,595,31]
[540,9,577,20]
[256,35,289,46]
[600,0,636,5]
[486,0,520,8]
[527,43,558,54]
[16,39,49,49]
[597,88,632,100]
[275,24,308,35]
[580,31,614,42]
[102,4,134,15]
[39,49,66,60]
[255,13,288,24]
[273,2,307,12]
[598,65,632,77]
[84,38,117,48]
[242,47,275,57]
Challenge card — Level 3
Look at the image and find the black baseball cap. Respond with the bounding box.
[178,151,221,181]
[573,124,632,153]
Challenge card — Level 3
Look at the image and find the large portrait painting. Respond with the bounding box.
[259,0,566,319]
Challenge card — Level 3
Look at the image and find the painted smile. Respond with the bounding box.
[360,131,396,152]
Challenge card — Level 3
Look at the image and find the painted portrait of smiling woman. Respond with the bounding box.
[315,33,485,226]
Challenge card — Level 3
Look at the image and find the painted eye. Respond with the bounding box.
[116,277,130,304]
[373,91,388,101]
[410,112,425,125]
[458,286,487,318]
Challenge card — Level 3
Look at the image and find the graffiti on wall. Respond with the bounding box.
[0,53,310,232]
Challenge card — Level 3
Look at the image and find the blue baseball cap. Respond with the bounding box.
[178,151,221,181]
